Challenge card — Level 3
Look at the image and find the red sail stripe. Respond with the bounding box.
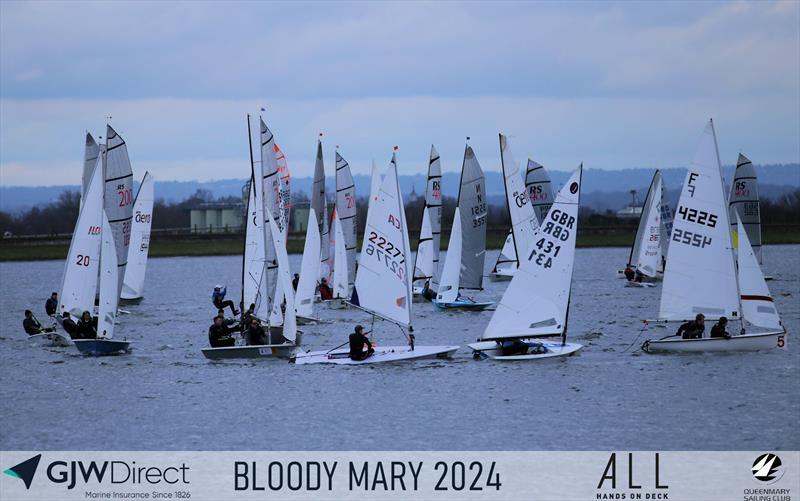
[740,295,774,302]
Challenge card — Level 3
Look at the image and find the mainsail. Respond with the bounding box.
[659,178,674,266]
[728,153,762,264]
[352,153,412,327]
[260,119,281,312]
[435,207,463,303]
[332,208,349,299]
[412,145,443,288]
[311,139,329,279]
[81,133,100,205]
[266,209,297,343]
[103,125,133,300]
[121,172,154,300]
[482,165,583,341]
[659,119,740,321]
[525,160,554,223]
[296,208,321,318]
[59,154,103,318]
[97,211,119,340]
[335,151,357,290]
[736,215,781,330]
[275,143,291,233]
[628,171,662,278]
[457,145,487,290]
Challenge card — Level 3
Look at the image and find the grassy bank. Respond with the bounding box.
[2,227,799,262]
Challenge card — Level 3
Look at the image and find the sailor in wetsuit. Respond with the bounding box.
[709,317,732,339]
[59,312,78,339]
[45,292,58,317]
[208,316,236,348]
[75,311,97,339]
[420,280,435,302]
[624,264,635,281]
[23,310,53,335]
[212,285,239,316]
[349,325,374,361]
[676,313,705,339]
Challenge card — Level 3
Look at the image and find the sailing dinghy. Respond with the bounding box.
[120,172,154,303]
[293,151,458,365]
[642,120,786,354]
[295,208,323,324]
[621,170,664,284]
[728,154,772,280]
[412,146,443,300]
[433,143,493,310]
[469,164,585,360]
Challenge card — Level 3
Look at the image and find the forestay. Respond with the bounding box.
[332,209,348,299]
[296,208,321,317]
[728,154,762,263]
[97,212,119,339]
[412,146,443,288]
[335,151,357,290]
[737,215,781,330]
[525,159,554,224]
[311,139,329,280]
[436,207,463,303]
[60,155,103,318]
[482,165,583,341]
[353,154,412,328]
[629,171,662,277]
[121,172,154,300]
[103,125,134,300]
[659,120,740,321]
[457,145,487,290]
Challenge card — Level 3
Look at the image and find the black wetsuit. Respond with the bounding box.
[292,276,299,291]
[421,287,435,302]
[710,324,730,339]
[76,319,97,339]
[349,332,374,361]
[676,321,704,339]
[245,324,267,346]
[45,298,58,316]
[23,318,47,335]
[61,317,78,339]
[208,323,235,348]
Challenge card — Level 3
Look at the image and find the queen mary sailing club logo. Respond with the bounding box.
[752,453,785,484]
[3,454,41,489]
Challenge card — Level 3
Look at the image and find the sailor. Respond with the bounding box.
[292,273,300,291]
[420,280,435,302]
[349,325,374,361]
[208,316,236,348]
[634,269,644,283]
[212,285,239,316]
[318,278,333,301]
[59,312,78,339]
[500,339,529,356]
[216,308,237,327]
[244,318,267,346]
[23,310,53,335]
[709,317,732,339]
[624,264,635,281]
[676,313,705,339]
[75,311,97,339]
[45,292,58,316]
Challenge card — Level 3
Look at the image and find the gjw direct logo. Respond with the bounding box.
[751,453,784,484]
[3,454,41,489]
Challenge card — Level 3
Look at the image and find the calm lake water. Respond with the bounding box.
[0,246,797,450]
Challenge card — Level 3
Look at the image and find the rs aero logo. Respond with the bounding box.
[752,453,784,484]
[4,454,41,489]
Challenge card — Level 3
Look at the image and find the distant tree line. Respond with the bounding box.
[2,188,798,237]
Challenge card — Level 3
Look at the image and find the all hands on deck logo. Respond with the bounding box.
[3,454,41,489]
[751,453,784,484]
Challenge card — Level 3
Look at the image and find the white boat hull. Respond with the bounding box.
[467,339,583,360]
[202,343,298,360]
[74,339,131,356]
[27,332,72,347]
[642,331,786,353]
[292,345,458,365]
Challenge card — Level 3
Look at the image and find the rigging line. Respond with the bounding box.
[622,321,650,353]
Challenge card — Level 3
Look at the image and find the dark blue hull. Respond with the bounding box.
[73,339,131,356]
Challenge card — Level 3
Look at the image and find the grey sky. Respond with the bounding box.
[1,0,798,185]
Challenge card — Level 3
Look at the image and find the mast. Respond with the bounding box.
[241,114,256,319]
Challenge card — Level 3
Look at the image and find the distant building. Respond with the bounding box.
[616,189,643,219]
[291,203,310,233]
[190,202,244,233]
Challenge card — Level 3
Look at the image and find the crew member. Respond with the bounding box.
[319,278,333,301]
[676,313,705,339]
[245,318,267,346]
[208,316,236,348]
[624,264,635,281]
[23,310,53,335]
[212,285,238,316]
[710,317,732,339]
[45,292,58,316]
[75,311,97,339]
[420,280,435,302]
[349,325,374,361]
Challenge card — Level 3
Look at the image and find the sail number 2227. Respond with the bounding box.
[366,231,405,280]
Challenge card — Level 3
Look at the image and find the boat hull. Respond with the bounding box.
[27,332,72,347]
[74,339,131,356]
[432,299,494,311]
[296,315,321,325]
[292,345,459,365]
[642,331,786,354]
[616,269,662,282]
[624,281,655,288]
[202,343,298,360]
[119,296,144,305]
[467,340,583,360]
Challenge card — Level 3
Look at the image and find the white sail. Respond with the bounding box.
[659,178,674,265]
[737,215,781,330]
[728,153,762,264]
[659,120,740,321]
[121,172,154,300]
[275,143,291,233]
[266,209,297,343]
[59,155,103,318]
[269,278,285,326]
[81,133,100,205]
[492,231,517,274]
[412,146,443,287]
[412,210,434,286]
[242,176,268,319]
[458,145,487,290]
[296,208,321,317]
[369,159,382,204]
[628,171,662,277]
[335,151,357,290]
[498,134,540,267]
[482,165,583,341]
[352,153,412,327]
[436,207,463,303]
[311,139,330,280]
[103,125,134,300]
[97,211,119,339]
[259,119,281,312]
[332,209,348,299]
[525,159,554,224]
